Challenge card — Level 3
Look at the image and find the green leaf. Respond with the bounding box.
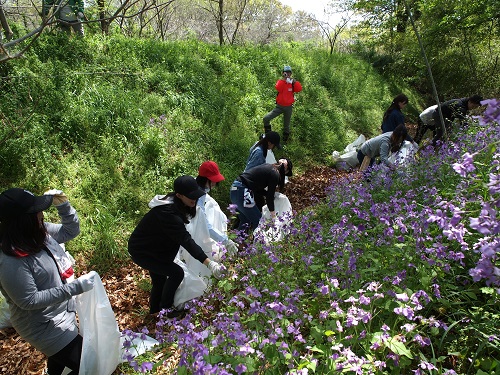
[386,336,413,359]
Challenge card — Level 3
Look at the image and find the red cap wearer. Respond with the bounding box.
[198,161,225,183]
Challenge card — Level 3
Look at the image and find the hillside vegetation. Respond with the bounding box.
[0,34,423,269]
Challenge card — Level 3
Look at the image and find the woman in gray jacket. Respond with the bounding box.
[0,188,95,375]
[357,124,408,169]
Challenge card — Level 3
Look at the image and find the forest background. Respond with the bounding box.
[0,0,499,373]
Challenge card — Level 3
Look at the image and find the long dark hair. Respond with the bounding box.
[390,124,408,152]
[196,176,210,189]
[276,163,286,192]
[253,137,269,158]
[162,192,197,224]
[0,213,47,257]
[383,94,408,121]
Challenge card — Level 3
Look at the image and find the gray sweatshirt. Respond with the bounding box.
[360,132,394,167]
[0,202,85,357]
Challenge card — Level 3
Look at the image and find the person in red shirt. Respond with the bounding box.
[263,65,303,143]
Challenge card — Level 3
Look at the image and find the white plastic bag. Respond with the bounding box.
[181,205,216,282]
[419,104,437,125]
[266,149,277,164]
[204,194,228,235]
[333,135,366,170]
[120,334,159,362]
[388,141,417,166]
[173,258,207,308]
[76,271,121,375]
[255,193,293,244]
[0,290,11,329]
[344,134,366,153]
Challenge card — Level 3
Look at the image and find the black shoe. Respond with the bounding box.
[166,308,188,319]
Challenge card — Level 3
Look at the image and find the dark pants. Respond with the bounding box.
[356,150,374,167]
[230,183,262,231]
[263,104,293,135]
[47,334,83,375]
[131,255,184,314]
[414,118,437,144]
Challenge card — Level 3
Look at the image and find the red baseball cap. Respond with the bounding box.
[198,161,225,183]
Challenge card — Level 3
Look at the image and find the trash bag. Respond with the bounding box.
[180,205,217,282]
[0,290,11,329]
[76,271,121,375]
[333,135,366,170]
[254,193,293,244]
[120,334,159,362]
[173,258,207,308]
[388,141,417,166]
[204,194,228,236]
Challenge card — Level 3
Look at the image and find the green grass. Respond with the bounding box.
[0,34,423,272]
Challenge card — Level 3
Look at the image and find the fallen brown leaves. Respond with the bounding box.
[0,165,347,375]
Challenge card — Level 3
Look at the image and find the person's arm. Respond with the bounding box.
[265,172,280,214]
[275,79,287,93]
[0,255,85,310]
[292,80,302,93]
[44,201,80,244]
[379,139,394,167]
[164,214,209,264]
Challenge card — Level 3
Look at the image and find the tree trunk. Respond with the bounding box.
[98,0,110,34]
[217,0,223,45]
[0,5,14,40]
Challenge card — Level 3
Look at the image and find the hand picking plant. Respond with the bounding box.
[121,99,500,374]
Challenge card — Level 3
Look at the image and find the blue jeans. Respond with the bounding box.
[230,181,262,231]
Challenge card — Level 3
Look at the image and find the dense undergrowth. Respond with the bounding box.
[0,34,423,272]
[121,100,500,374]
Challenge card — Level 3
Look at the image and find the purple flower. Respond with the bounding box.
[453,152,476,177]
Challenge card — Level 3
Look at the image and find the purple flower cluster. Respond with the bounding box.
[120,99,500,374]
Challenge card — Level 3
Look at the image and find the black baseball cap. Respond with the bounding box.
[0,188,53,219]
[265,131,282,149]
[174,175,206,200]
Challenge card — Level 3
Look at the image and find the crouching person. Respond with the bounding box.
[128,175,225,319]
[0,188,95,375]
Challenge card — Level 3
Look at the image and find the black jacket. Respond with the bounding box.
[128,203,207,264]
[239,163,280,212]
[433,97,468,126]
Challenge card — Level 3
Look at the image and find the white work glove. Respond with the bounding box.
[77,11,84,20]
[44,189,68,206]
[76,271,96,292]
[223,239,238,256]
[286,78,293,84]
[207,260,226,279]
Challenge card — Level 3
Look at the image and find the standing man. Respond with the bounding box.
[414,95,483,145]
[263,65,302,143]
[43,0,85,36]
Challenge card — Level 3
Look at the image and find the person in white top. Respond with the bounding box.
[196,161,238,255]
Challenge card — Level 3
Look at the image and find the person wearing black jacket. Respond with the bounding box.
[414,95,482,144]
[230,158,292,231]
[128,175,225,318]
